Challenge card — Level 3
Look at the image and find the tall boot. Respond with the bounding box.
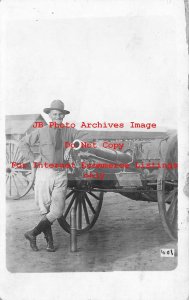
[24,216,51,251]
[43,226,55,252]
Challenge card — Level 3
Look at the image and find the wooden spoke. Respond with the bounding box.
[66,190,74,199]
[64,193,76,219]
[82,198,90,225]
[16,156,23,164]
[9,143,12,163]
[6,153,10,164]
[164,188,177,204]
[13,169,32,174]
[75,197,79,210]
[166,194,177,222]
[9,175,12,196]
[84,193,96,215]
[12,175,20,196]
[88,191,101,201]
[12,145,19,161]
[171,201,178,231]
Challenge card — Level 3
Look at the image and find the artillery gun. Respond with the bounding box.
[58,131,178,241]
[6,129,178,240]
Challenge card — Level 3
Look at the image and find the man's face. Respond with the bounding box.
[49,110,65,124]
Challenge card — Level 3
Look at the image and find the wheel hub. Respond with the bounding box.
[6,167,12,174]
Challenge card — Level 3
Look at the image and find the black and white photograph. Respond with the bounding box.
[0,0,189,299]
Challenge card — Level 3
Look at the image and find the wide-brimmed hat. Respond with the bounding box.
[43,100,70,115]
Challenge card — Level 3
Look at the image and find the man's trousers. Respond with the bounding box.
[35,168,68,223]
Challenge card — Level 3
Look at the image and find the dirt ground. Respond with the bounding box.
[6,192,177,272]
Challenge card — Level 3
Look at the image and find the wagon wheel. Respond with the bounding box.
[58,190,103,234]
[6,140,35,200]
[157,135,178,240]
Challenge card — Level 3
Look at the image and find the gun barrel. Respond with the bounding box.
[73,140,132,164]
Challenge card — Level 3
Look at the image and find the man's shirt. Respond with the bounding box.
[19,125,88,164]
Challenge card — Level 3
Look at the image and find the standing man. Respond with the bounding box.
[19,100,86,252]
